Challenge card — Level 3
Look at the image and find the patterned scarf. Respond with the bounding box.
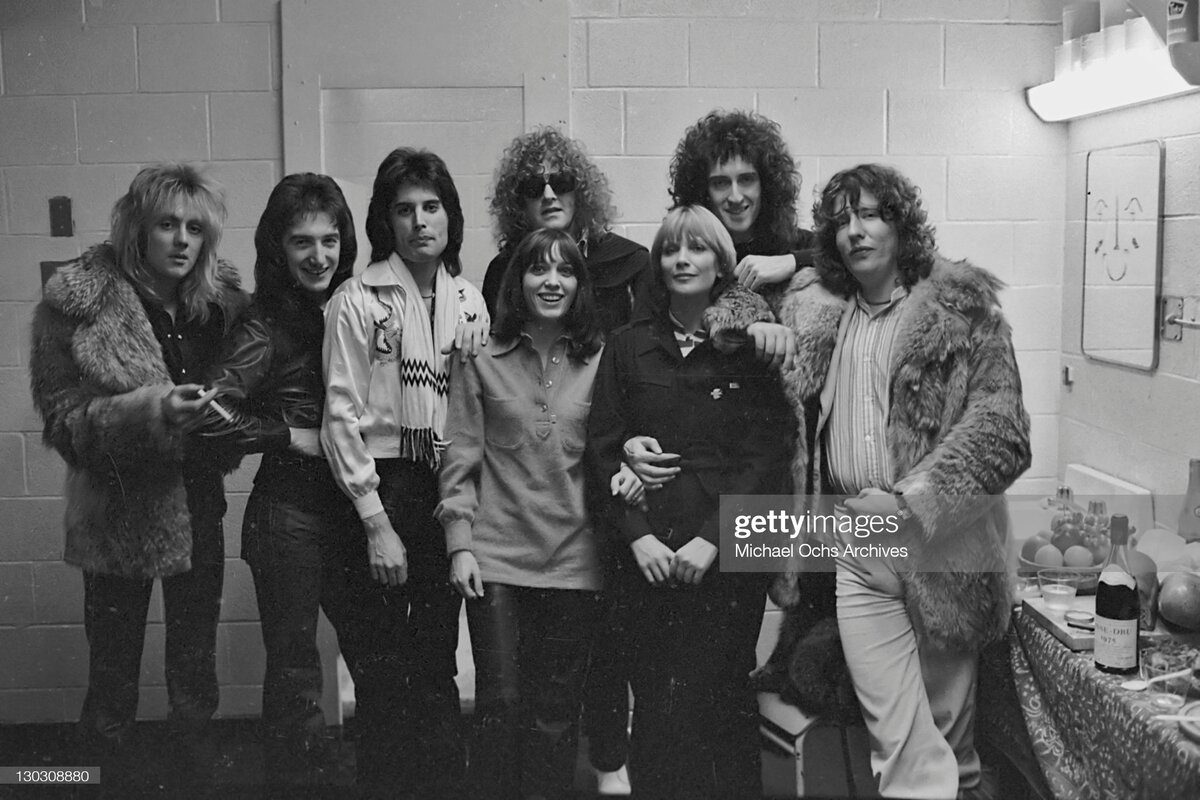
[387,253,463,469]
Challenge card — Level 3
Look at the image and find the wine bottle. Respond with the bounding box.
[1179,458,1200,542]
[1094,514,1138,675]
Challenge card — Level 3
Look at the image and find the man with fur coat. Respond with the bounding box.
[30,163,247,784]
[705,163,1031,799]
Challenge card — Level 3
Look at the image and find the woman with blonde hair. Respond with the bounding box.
[30,162,247,785]
[586,205,794,799]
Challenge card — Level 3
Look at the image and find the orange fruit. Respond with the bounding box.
[1035,544,1064,568]
[1063,545,1093,568]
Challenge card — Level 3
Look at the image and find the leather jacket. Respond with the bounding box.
[196,299,335,497]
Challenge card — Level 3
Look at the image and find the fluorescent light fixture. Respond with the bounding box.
[1027,45,1200,122]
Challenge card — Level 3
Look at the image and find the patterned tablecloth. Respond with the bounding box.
[994,610,1200,799]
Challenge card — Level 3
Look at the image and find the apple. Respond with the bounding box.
[1051,527,1083,553]
[1159,572,1200,631]
[1086,537,1111,566]
[1021,532,1052,562]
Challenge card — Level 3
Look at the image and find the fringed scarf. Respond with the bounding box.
[387,253,460,470]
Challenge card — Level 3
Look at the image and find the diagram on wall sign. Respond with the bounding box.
[1084,142,1162,290]
[1089,195,1144,282]
[1081,140,1163,371]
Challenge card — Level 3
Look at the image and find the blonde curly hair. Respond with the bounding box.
[489,127,616,251]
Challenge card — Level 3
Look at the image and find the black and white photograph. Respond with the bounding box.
[2,0,1200,798]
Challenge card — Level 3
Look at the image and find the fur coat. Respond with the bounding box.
[29,244,245,579]
[707,256,1031,653]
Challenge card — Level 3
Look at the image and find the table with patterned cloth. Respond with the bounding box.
[1000,609,1200,799]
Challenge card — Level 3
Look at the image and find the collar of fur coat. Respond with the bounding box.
[773,254,1005,399]
[43,243,243,323]
[41,243,244,395]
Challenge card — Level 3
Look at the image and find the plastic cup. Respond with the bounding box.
[1144,661,1190,711]
[1038,569,1082,615]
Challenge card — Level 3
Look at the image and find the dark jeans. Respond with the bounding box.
[583,563,633,773]
[615,562,767,800]
[465,583,599,800]
[79,514,225,747]
[342,458,465,797]
[241,480,355,751]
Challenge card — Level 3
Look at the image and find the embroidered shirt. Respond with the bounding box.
[321,259,490,519]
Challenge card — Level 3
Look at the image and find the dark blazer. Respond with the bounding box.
[586,312,795,555]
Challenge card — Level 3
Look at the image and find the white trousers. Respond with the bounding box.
[835,556,980,799]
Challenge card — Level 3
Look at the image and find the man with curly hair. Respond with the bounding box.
[702,163,1031,799]
[670,109,815,292]
[482,128,650,334]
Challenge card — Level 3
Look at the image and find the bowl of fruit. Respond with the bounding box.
[1018,508,1114,594]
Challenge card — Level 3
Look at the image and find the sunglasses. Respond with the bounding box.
[517,172,577,199]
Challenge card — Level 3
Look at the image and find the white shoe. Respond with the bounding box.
[595,764,631,796]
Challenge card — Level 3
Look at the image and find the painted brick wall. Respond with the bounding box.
[0,0,281,723]
[6,0,1184,725]
[1058,93,1200,529]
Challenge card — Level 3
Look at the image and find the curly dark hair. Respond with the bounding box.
[812,163,936,297]
[669,109,800,246]
[493,229,603,362]
[489,127,615,252]
[253,173,356,321]
[366,148,465,275]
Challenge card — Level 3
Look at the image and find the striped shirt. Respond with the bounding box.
[825,287,908,495]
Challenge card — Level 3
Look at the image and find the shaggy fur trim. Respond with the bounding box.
[702,283,775,352]
[723,256,1028,664]
[30,244,245,578]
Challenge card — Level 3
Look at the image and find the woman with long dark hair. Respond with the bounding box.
[586,205,794,800]
[193,173,357,779]
[30,163,246,786]
[438,228,638,799]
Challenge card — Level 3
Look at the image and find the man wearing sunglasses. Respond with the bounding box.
[483,127,651,335]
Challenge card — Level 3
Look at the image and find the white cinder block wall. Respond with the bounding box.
[4,0,1160,724]
[1058,92,1200,527]
[569,0,1067,499]
[0,0,280,724]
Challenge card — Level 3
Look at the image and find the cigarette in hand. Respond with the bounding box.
[207,395,234,423]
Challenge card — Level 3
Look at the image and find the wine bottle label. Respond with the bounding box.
[1094,617,1138,670]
